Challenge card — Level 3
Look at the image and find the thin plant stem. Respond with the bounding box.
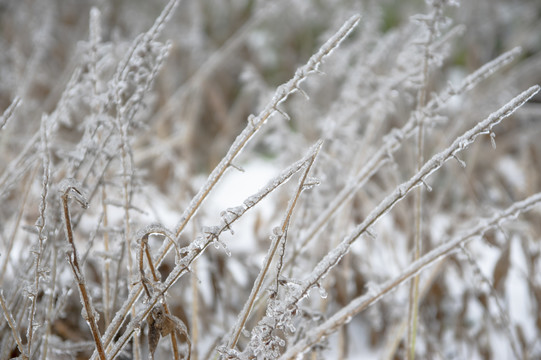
[101,186,112,326]
[226,143,320,351]
[102,141,323,359]
[0,290,28,360]
[278,191,541,359]
[241,85,539,356]
[407,3,440,358]
[40,241,58,360]
[191,256,199,360]
[27,115,51,357]
[60,184,106,360]
[97,16,359,351]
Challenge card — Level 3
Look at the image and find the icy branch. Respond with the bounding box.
[0,97,21,132]
[100,141,323,358]
[292,85,539,308]
[278,191,541,359]
[287,48,525,264]
[225,142,321,351]
[98,15,360,353]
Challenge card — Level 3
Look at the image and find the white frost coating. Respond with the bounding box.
[59,178,89,209]
[98,19,359,352]
[225,143,323,353]
[89,7,102,45]
[279,191,541,359]
[99,142,324,357]
[168,15,360,253]
[98,13,358,358]
[0,97,21,131]
[286,85,540,322]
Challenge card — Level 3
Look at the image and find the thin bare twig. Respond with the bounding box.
[60,181,106,360]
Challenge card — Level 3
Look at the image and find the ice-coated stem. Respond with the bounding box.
[98,14,360,354]
[278,191,541,359]
[225,142,321,351]
[60,184,106,360]
[292,85,539,306]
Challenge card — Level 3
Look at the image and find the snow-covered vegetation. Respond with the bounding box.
[1,0,541,359]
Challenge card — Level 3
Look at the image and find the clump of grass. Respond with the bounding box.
[1,1,541,359]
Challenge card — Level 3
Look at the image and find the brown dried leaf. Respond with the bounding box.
[148,310,161,360]
[149,305,192,359]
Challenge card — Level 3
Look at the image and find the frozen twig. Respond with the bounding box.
[286,46,523,266]
[254,85,539,348]
[0,290,28,360]
[60,181,106,360]
[40,239,58,360]
[0,97,21,132]
[278,191,541,359]
[98,14,359,353]
[102,141,324,359]
[27,115,51,357]
[225,141,322,351]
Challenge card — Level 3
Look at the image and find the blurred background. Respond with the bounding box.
[1,1,541,359]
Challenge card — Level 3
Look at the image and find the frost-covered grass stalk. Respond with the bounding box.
[0,1,540,359]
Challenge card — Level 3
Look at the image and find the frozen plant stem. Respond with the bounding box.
[0,97,21,132]
[285,46,523,268]
[278,191,541,359]
[0,290,28,359]
[27,116,51,357]
[283,85,539,321]
[137,229,181,360]
[102,141,323,359]
[40,240,58,360]
[98,14,360,353]
[167,13,361,255]
[61,184,106,360]
[226,142,322,351]
[408,3,441,358]
[100,186,112,326]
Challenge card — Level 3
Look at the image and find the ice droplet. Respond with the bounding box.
[272,227,283,237]
[243,195,259,208]
[81,307,89,321]
[287,323,296,333]
[318,286,328,299]
[365,281,380,297]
